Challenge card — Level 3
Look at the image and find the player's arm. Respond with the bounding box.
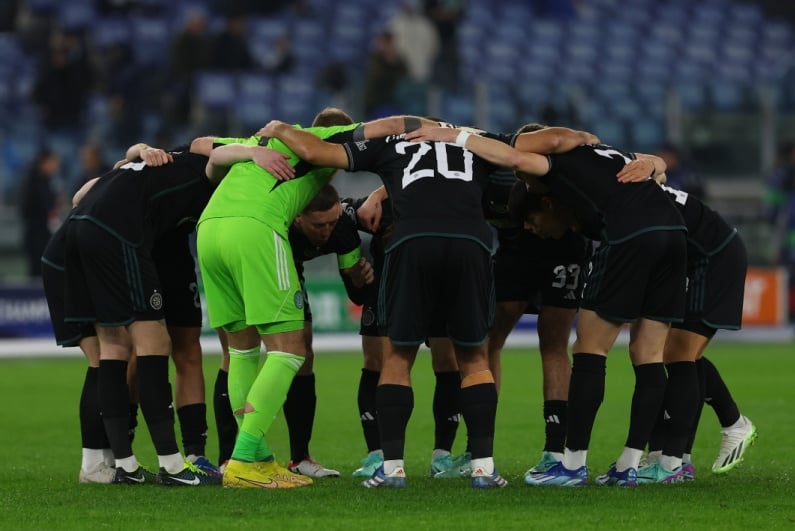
[356,185,388,232]
[72,177,99,207]
[189,136,215,156]
[616,153,667,183]
[513,127,599,154]
[262,121,350,168]
[113,142,173,168]
[205,143,294,184]
[405,127,551,177]
[360,115,440,138]
[341,257,375,303]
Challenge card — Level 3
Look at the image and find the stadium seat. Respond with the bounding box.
[440,93,475,128]
[709,83,749,111]
[130,16,171,65]
[276,75,316,125]
[91,17,132,48]
[57,1,96,31]
[628,120,665,152]
[590,118,627,148]
[238,73,274,102]
[248,17,289,48]
[194,72,237,110]
[675,82,708,109]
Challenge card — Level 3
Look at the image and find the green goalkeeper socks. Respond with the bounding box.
[231,351,304,462]
[228,346,261,428]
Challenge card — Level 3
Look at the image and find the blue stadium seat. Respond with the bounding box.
[589,118,627,148]
[194,71,237,110]
[628,120,664,152]
[238,73,274,102]
[634,83,667,105]
[684,42,717,65]
[483,42,518,82]
[440,93,475,128]
[691,4,725,28]
[57,1,96,31]
[526,40,559,65]
[650,22,684,46]
[675,82,708,109]
[248,17,289,47]
[560,61,594,82]
[531,21,563,42]
[236,99,274,131]
[91,17,132,48]
[636,62,671,82]
[709,83,748,111]
[276,75,316,125]
[760,20,793,46]
[604,42,636,64]
[675,61,710,82]
[130,16,171,65]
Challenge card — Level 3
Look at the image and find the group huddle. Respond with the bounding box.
[44,107,757,490]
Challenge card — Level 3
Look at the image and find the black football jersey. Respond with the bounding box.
[542,144,686,243]
[289,198,366,304]
[660,184,737,257]
[343,133,507,252]
[289,197,362,278]
[69,152,211,246]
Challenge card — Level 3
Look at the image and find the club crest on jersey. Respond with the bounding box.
[149,291,163,311]
[362,308,375,327]
[294,291,305,309]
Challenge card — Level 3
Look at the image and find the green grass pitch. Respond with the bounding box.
[1,342,793,529]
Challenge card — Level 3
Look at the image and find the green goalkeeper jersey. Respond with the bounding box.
[199,123,362,237]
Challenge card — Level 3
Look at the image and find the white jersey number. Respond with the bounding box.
[395,141,474,189]
[593,148,633,165]
[661,184,689,206]
[119,161,148,171]
[551,264,581,290]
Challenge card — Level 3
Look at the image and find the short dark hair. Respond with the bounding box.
[516,123,548,134]
[507,180,545,224]
[312,107,354,127]
[303,184,340,213]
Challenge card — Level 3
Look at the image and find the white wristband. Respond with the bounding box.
[455,130,471,148]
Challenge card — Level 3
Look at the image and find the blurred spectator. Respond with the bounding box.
[95,41,146,148]
[18,147,63,278]
[391,0,439,84]
[211,15,254,71]
[31,31,93,131]
[259,34,296,75]
[0,0,19,32]
[656,143,706,200]
[14,3,55,58]
[424,0,464,89]
[164,10,210,132]
[363,31,409,119]
[288,0,313,17]
[72,143,111,196]
[764,142,795,306]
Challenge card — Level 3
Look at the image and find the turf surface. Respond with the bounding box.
[1,342,793,529]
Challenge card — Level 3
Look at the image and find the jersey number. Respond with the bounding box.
[661,184,689,206]
[593,148,633,165]
[119,161,148,171]
[395,141,473,189]
[551,264,581,290]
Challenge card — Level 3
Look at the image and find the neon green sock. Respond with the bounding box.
[228,346,261,429]
[232,431,261,462]
[233,351,304,462]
